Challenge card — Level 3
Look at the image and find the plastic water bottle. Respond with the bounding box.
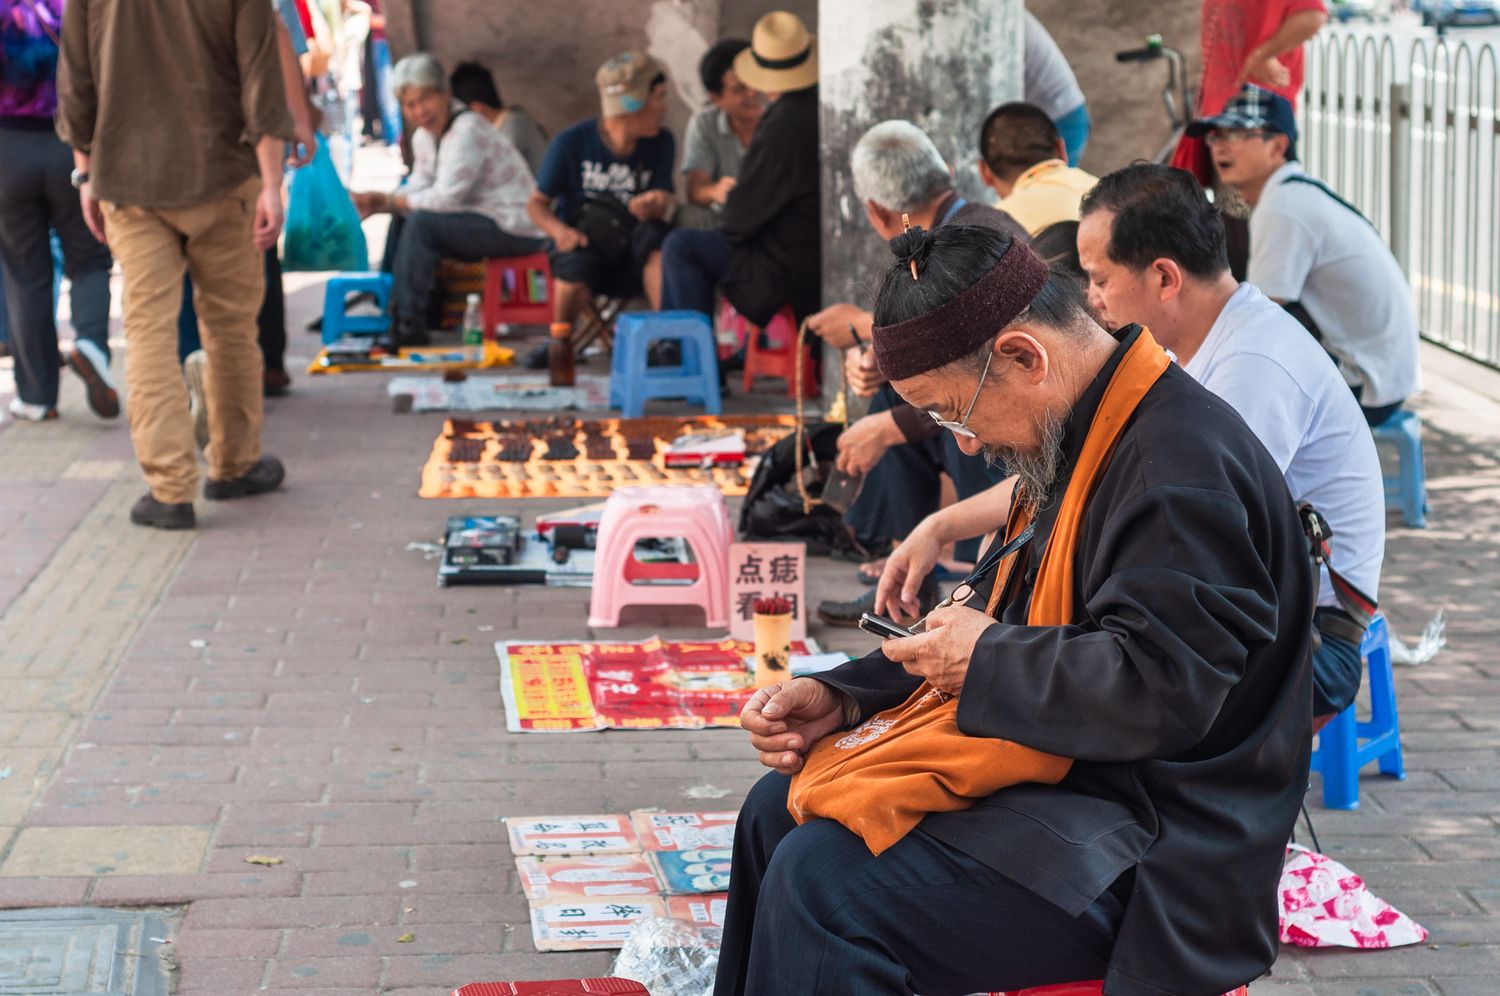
[462,293,484,360]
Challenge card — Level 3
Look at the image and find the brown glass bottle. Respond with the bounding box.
[548,322,575,387]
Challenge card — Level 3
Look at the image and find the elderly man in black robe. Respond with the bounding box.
[716,224,1314,996]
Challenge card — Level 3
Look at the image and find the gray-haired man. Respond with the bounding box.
[807,121,1024,626]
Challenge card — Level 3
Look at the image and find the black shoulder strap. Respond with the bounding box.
[1298,503,1378,631]
[1280,174,1376,232]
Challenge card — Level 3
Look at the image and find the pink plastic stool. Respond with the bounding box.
[587,486,732,629]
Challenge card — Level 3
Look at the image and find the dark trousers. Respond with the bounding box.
[0,124,113,407]
[845,385,1007,561]
[1354,387,1403,428]
[661,226,732,316]
[717,772,1122,996]
[177,249,286,371]
[387,209,544,331]
[1312,609,1364,717]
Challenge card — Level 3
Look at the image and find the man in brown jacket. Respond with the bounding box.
[57,0,295,529]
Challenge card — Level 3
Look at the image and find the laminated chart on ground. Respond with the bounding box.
[505,810,734,951]
[419,414,797,499]
[388,374,612,413]
[496,636,821,732]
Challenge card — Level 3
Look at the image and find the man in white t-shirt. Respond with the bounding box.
[1077,162,1384,722]
[1190,84,1421,426]
[1023,12,1090,166]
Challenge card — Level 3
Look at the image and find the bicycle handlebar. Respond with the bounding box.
[1115,46,1163,63]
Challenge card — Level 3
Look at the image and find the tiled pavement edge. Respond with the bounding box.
[1,274,1497,992]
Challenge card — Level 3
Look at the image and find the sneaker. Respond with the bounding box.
[67,339,121,418]
[204,455,285,500]
[129,492,196,530]
[816,572,941,629]
[183,349,210,451]
[7,396,57,422]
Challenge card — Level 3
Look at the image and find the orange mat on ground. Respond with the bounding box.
[418,415,796,499]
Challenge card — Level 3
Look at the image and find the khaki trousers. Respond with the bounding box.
[103,177,265,504]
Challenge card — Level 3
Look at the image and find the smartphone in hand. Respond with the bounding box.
[858,612,914,641]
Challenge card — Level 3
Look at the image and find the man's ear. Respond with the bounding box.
[1152,257,1186,303]
[994,329,1049,385]
[1053,136,1069,162]
[977,159,1001,192]
[865,198,893,234]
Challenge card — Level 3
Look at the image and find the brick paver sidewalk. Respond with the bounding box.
[0,274,1496,993]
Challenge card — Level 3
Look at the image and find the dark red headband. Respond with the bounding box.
[871,237,1050,382]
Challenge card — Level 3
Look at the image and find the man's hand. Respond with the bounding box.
[844,344,886,397]
[876,516,945,622]
[351,191,383,219]
[740,678,849,775]
[253,182,284,251]
[835,410,898,477]
[628,189,671,221]
[1239,50,1292,89]
[79,184,107,246]
[880,605,997,696]
[707,175,737,205]
[805,302,871,350]
[288,119,318,168]
[552,225,588,252]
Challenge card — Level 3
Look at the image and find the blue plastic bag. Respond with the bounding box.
[282,138,369,272]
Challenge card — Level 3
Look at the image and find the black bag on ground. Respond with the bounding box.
[739,423,864,558]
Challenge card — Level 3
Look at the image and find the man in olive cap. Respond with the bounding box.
[527,50,677,333]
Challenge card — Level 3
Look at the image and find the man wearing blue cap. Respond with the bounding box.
[1190,83,1421,426]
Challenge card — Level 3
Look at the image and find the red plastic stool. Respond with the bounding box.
[1001,984,1247,996]
[452,981,648,996]
[482,252,553,334]
[722,302,818,398]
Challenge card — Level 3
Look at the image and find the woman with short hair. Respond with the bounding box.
[354,53,544,347]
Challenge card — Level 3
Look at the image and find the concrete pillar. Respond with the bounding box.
[818,0,1025,316]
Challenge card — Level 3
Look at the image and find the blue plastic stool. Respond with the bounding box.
[609,311,722,418]
[321,272,394,345]
[1371,409,1427,528]
[1309,614,1406,810]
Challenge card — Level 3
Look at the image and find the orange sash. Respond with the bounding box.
[787,330,1172,855]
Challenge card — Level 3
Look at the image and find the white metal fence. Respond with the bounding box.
[1301,32,1500,368]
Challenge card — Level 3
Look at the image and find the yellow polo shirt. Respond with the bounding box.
[997,159,1100,236]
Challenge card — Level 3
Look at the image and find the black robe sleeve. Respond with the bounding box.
[957,481,1285,763]
[810,652,921,722]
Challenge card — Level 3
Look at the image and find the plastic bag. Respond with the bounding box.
[610,917,719,996]
[282,138,369,272]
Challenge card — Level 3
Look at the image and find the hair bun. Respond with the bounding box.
[889,226,936,277]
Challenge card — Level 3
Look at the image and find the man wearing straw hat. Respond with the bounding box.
[659,11,821,328]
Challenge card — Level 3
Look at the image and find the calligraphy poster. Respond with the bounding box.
[505,815,638,855]
[529,896,669,951]
[497,636,818,733]
[516,854,660,901]
[728,542,807,642]
[629,810,737,852]
[514,810,739,951]
[667,893,729,928]
[648,848,733,895]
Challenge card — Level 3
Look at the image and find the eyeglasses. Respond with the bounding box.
[925,348,994,439]
[1204,129,1272,146]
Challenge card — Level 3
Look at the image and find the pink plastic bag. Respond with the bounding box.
[1279,844,1429,949]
